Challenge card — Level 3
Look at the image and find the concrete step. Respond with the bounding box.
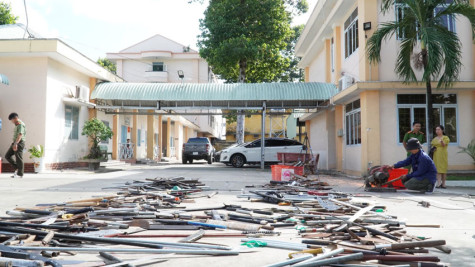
[100,160,132,168]
[136,159,156,165]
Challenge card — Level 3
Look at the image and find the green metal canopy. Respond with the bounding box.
[0,74,9,85]
[92,82,337,110]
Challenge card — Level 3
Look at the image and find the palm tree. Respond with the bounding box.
[367,0,475,144]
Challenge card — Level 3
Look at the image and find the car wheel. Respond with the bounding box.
[207,156,212,164]
[231,154,245,168]
[189,159,193,164]
[182,158,187,164]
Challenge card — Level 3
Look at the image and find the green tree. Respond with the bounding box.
[0,2,18,25]
[367,0,475,144]
[196,0,307,143]
[82,118,113,159]
[278,24,305,82]
[97,58,117,74]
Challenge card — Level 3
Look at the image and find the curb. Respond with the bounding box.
[445,180,475,188]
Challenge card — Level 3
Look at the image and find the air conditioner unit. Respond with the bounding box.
[338,76,354,91]
[75,86,90,101]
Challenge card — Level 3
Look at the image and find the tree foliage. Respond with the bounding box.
[195,0,307,143]
[0,2,18,25]
[197,0,307,83]
[371,0,475,88]
[278,24,305,82]
[367,0,475,140]
[97,58,117,74]
[82,118,113,159]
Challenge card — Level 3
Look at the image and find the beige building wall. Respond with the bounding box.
[119,58,208,83]
[308,113,328,169]
[340,4,360,83]
[0,35,122,168]
[107,35,224,161]
[0,57,48,164]
[307,110,336,170]
[226,114,292,143]
[377,0,474,82]
[379,89,474,169]
[379,90,399,165]
[308,51,326,83]
[297,0,475,174]
[45,58,90,163]
[342,96,362,174]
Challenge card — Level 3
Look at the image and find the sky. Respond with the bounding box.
[9,0,318,61]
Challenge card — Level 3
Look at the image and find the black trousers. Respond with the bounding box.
[5,140,25,176]
[404,177,433,192]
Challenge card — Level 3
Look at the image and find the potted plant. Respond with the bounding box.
[28,145,45,173]
[81,118,113,170]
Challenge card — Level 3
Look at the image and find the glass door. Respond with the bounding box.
[121,126,127,144]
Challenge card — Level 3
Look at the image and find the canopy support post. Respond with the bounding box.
[261,101,266,170]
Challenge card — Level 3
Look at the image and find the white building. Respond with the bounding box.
[106,34,226,160]
[107,34,214,84]
[296,0,475,175]
[0,24,122,171]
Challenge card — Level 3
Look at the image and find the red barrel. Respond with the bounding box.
[385,168,409,189]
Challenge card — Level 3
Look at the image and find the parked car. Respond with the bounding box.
[220,138,307,168]
[182,137,215,164]
[215,143,239,163]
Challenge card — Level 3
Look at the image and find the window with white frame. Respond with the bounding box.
[435,2,456,32]
[397,94,458,143]
[345,99,361,145]
[344,8,358,58]
[65,105,80,140]
[395,0,455,40]
[395,1,408,39]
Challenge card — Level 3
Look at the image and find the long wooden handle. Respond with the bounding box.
[435,245,452,254]
[381,176,404,186]
[405,224,440,228]
[390,240,446,250]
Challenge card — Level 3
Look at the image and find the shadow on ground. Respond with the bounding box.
[33,165,271,193]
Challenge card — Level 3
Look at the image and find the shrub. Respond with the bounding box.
[459,139,475,165]
[28,145,44,159]
[82,118,113,159]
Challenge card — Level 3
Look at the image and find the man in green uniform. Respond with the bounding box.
[402,121,425,169]
[5,113,26,178]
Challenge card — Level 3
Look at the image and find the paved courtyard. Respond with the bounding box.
[0,163,474,266]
